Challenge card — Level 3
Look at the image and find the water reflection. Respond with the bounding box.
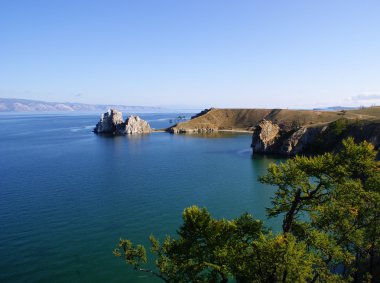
[176,132,251,139]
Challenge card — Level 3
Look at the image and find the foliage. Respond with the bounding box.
[114,138,380,282]
[260,138,380,282]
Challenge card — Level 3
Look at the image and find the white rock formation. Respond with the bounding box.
[116,115,152,134]
[94,110,152,135]
[94,109,124,134]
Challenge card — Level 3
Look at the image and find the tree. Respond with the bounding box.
[260,138,380,282]
[114,138,380,282]
[115,206,265,282]
[114,207,321,282]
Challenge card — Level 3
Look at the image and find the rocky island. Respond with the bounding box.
[94,109,152,135]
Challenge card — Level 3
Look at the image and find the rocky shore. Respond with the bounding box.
[167,107,380,157]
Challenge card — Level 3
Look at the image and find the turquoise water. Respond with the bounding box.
[0,113,281,283]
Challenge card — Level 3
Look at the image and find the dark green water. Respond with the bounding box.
[0,113,281,283]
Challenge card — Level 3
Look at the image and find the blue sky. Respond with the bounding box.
[0,0,379,109]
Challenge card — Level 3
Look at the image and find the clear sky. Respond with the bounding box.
[1,0,379,109]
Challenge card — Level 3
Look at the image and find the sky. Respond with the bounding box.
[0,0,379,109]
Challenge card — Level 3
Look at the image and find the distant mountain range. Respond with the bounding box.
[312,106,358,111]
[0,98,362,113]
[0,98,163,112]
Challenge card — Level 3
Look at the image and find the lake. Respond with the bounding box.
[0,113,281,283]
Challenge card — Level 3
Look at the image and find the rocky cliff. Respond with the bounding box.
[251,118,380,156]
[94,109,152,135]
[251,120,281,152]
[251,120,327,156]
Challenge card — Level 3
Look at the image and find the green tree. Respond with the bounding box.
[260,138,380,282]
[115,206,265,282]
[114,207,321,283]
[114,138,380,282]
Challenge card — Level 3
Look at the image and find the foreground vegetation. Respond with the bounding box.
[114,138,379,282]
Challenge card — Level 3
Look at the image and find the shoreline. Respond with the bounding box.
[218,129,253,133]
[152,128,253,134]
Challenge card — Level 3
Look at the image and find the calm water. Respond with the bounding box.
[0,113,281,283]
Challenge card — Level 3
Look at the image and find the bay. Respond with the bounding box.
[0,113,281,283]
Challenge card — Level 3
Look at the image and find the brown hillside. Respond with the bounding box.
[348,106,380,119]
[169,108,370,133]
[169,109,271,132]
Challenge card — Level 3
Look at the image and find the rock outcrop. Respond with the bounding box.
[251,120,281,153]
[94,109,124,134]
[94,109,152,135]
[278,126,327,155]
[251,118,380,157]
[251,119,329,156]
[116,115,152,134]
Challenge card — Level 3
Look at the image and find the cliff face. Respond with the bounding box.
[94,109,152,135]
[280,126,326,155]
[251,119,380,156]
[251,121,327,156]
[251,120,281,153]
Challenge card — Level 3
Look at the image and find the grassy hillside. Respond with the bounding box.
[169,108,375,132]
[168,109,271,132]
[349,106,380,119]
